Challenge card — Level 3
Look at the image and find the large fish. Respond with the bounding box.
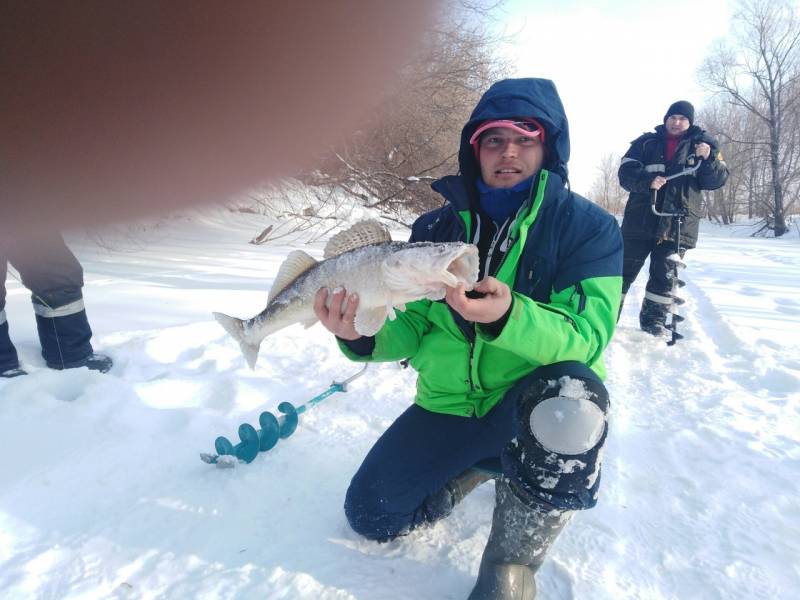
[214,219,479,368]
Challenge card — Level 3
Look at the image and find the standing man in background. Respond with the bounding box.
[618,101,728,335]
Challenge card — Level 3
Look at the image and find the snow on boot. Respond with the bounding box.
[639,295,670,337]
[467,478,572,600]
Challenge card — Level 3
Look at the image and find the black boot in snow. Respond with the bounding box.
[423,467,496,523]
[77,352,113,373]
[49,352,113,373]
[638,297,670,337]
[1,367,27,378]
[447,467,495,507]
[467,478,572,600]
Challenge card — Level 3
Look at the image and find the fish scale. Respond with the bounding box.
[213,220,479,368]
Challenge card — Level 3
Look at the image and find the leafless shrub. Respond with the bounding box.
[587,153,626,216]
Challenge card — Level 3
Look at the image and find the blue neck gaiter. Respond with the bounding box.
[476,175,535,226]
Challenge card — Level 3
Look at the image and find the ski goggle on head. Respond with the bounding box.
[469,118,546,153]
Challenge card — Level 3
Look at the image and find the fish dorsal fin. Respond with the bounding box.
[323,219,392,259]
[268,250,318,302]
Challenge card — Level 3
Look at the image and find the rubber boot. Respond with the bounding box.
[424,467,495,523]
[638,297,670,337]
[467,478,572,600]
[448,467,495,506]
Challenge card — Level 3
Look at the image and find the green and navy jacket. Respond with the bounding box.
[339,78,623,418]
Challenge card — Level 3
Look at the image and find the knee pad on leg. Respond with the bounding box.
[504,374,609,511]
[528,389,605,456]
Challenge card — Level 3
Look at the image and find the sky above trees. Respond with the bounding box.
[494,0,732,193]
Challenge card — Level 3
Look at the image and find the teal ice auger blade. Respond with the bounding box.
[212,423,261,463]
[201,364,368,467]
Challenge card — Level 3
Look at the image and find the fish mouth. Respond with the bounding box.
[418,243,479,290]
[381,243,480,300]
[442,245,479,288]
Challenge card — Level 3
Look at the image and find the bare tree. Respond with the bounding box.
[697,96,765,224]
[588,153,626,216]
[699,0,800,236]
[309,0,511,219]
[241,1,511,231]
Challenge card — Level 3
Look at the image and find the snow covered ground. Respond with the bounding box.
[1,212,798,600]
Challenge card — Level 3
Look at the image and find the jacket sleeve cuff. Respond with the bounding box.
[478,300,513,339]
[337,335,375,356]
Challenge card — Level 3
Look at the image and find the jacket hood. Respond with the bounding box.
[459,78,571,185]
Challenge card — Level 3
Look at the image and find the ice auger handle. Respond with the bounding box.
[651,155,703,217]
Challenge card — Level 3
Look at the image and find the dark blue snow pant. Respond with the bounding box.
[344,361,609,541]
[0,234,94,371]
[622,236,685,298]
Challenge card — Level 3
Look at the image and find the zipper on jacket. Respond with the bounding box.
[494,170,548,287]
[467,338,476,392]
[575,282,587,314]
[483,218,513,279]
[483,222,503,279]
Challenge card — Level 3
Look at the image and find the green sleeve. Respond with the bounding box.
[337,299,433,362]
[477,275,621,373]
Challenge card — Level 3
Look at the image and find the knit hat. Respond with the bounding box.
[664,100,694,125]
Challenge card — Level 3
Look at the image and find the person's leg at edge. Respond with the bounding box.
[0,258,24,377]
[468,361,610,599]
[8,234,112,372]
[619,236,652,322]
[640,240,679,336]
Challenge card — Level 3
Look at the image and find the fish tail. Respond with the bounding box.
[213,312,261,369]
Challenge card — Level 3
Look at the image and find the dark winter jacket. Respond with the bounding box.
[619,124,729,248]
[339,78,623,417]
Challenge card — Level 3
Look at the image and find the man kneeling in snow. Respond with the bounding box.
[315,77,623,599]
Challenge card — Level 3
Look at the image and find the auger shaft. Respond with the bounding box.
[650,157,702,345]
